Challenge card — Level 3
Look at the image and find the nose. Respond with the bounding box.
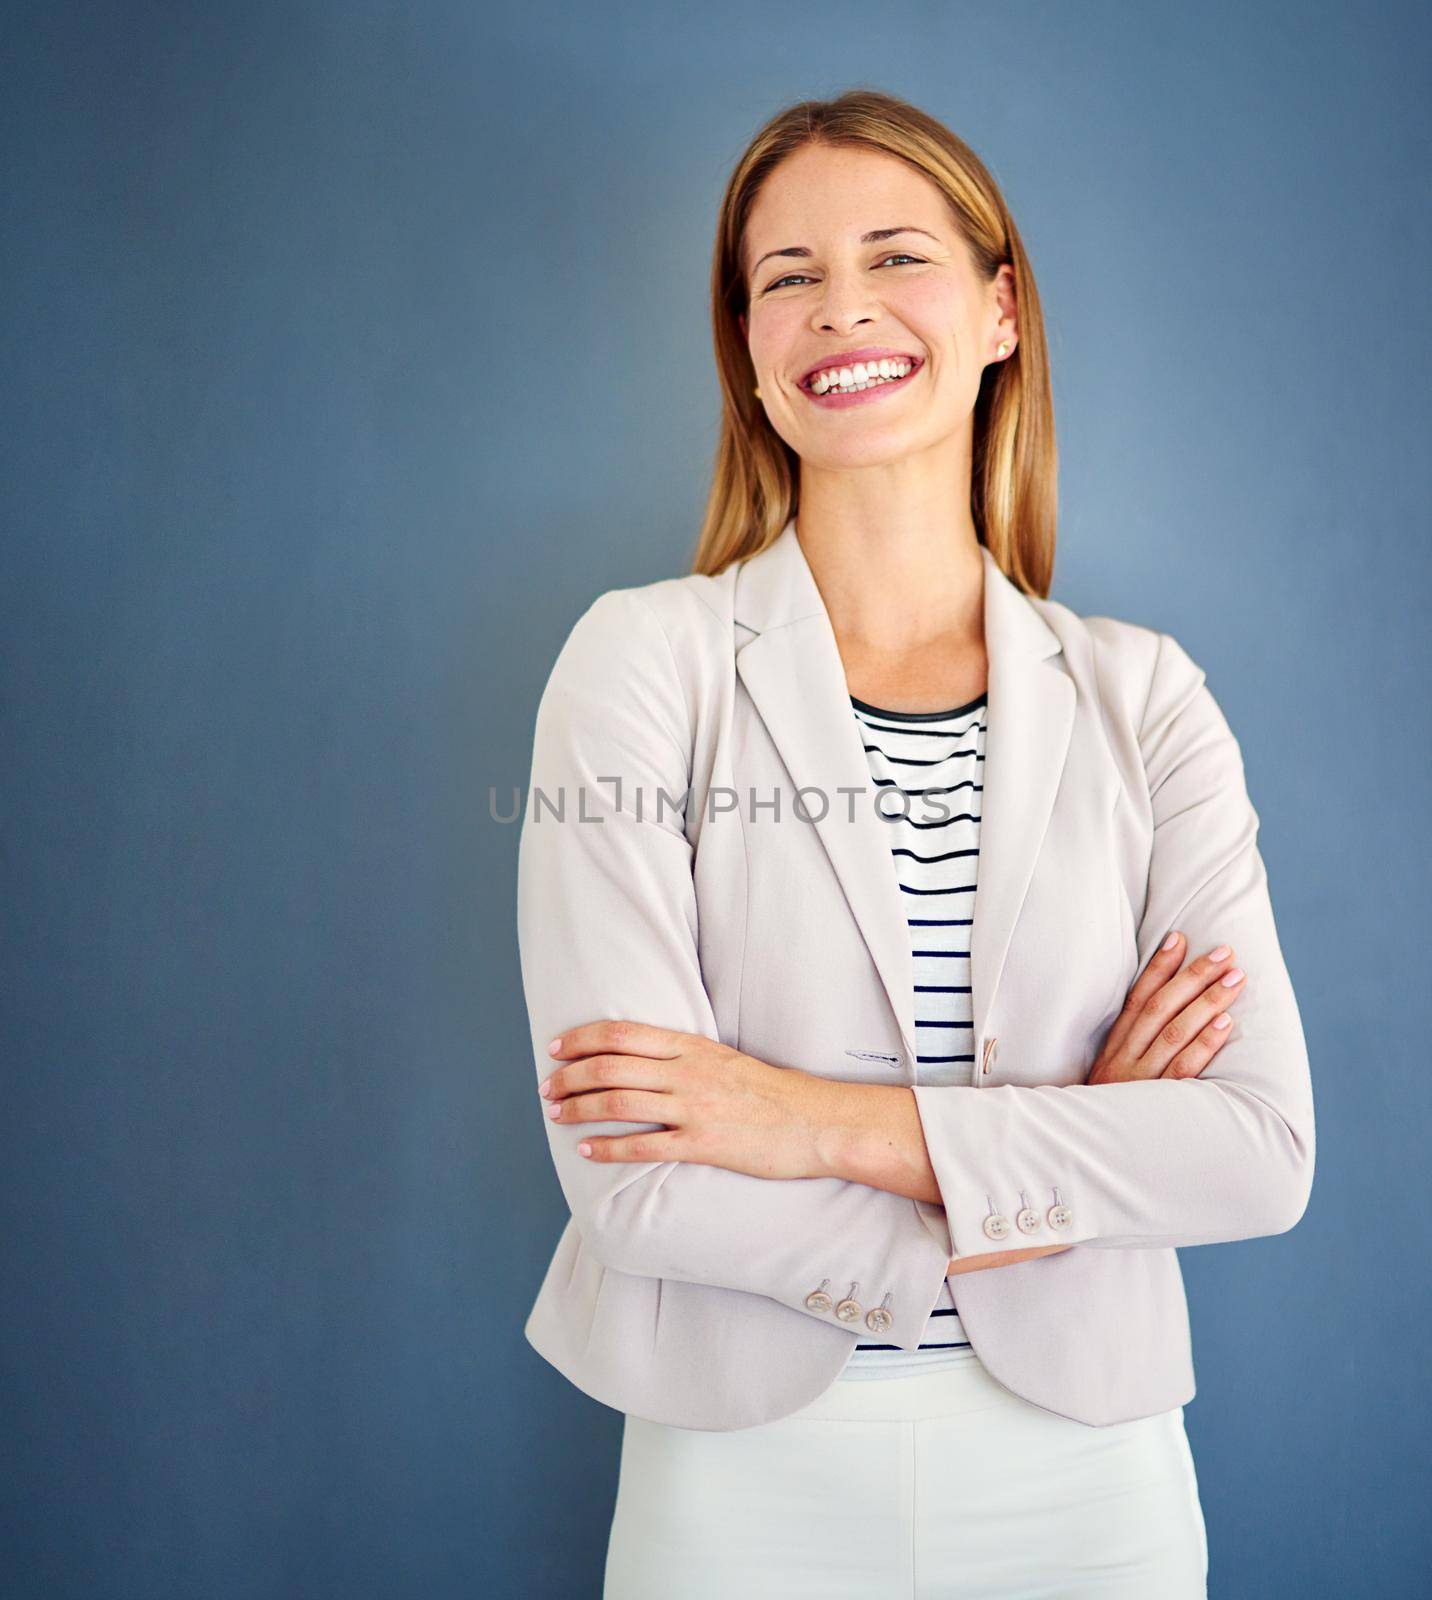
[810,267,881,336]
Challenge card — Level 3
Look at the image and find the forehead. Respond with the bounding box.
[744,145,947,263]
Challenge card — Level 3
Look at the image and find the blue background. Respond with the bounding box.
[3,2,1428,1595]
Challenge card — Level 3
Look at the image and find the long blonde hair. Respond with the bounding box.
[692,88,1057,598]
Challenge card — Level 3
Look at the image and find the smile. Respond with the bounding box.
[799,356,924,410]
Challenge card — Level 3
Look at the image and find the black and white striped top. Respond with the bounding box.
[840,686,987,1379]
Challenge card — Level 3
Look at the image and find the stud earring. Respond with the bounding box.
[996,341,1010,358]
[753,385,762,398]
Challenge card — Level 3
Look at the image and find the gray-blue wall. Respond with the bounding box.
[3,2,1427,1595]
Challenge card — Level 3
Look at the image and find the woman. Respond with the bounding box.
[516,90,1314,1598]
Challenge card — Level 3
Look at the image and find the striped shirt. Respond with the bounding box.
[839,686,988,1379]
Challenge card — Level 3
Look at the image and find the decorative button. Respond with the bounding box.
[804,1278,833,1314]
[864,1305,893,1335]
[834,1282,863,1322]
[1047,1203,1073,1230]
[1015,1207,1042,1234]
[982,1212,1011,1241]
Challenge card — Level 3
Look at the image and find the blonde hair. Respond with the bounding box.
[692,88,1057,597]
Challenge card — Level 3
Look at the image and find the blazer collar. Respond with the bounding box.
[733,518,1074,1066]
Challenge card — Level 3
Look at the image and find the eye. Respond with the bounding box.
[761,253,927,293]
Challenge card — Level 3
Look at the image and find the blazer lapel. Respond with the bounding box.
[733,519,1074,1068]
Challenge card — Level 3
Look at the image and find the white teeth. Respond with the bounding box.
[809,358,914,395]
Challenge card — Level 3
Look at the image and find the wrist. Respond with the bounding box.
[797,1074,871,1183]
[805,1079,919,1193]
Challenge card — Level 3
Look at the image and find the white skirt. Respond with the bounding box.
[603,1349,1208,1599]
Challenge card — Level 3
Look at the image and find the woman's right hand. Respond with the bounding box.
[942,933,1248,1278]
[1085,930,1246,1085]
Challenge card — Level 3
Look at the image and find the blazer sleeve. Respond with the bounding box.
[911,628,1316,1256]
[516,587,953,1350]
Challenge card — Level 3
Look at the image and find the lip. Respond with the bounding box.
[797,351,924,411]
[796,347,923,390]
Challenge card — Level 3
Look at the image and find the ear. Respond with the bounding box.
[992,263,1019,347]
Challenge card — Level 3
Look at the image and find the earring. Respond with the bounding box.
[996,341,1010,358]
[753,385,762,398]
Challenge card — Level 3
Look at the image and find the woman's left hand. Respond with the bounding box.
[538,1020,827,1180]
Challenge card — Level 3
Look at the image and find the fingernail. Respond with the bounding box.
[1212,1013,1231,1029]
[1220,967,1245,986]
[547,1037,563,1056]
[577,1141,592,1157]
[538,1078,552,1097]
[1161,930,1179,951]
[546,1101,562,1119]
[1210,945,1231,961]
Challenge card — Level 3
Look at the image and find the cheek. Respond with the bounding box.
[747,303,806,374]
[897,281,975,364]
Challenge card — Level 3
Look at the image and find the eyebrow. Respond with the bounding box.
[748,226,941,280]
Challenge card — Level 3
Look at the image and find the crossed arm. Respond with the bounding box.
[538,930,1253,1280]
[538,1041,1063,1279]
[518,590,1315,1348]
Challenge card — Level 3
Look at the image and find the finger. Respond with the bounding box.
[1158,970,1245,1078]
[547,1018,688,1064]
[1103,929,1188,1058]
[540,1051,681,1102]
[1161,1011,1235,1079]
[1142,964,1244,1078]
[1095,944,1239,1084]
[574,1128,685,1163]
[545,1086,676,1126]
[1124,944,1239,1065]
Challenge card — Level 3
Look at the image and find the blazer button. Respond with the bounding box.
[834,1283,863,1323]
[1015,1207,1042,1234]
[982,1035,999,1076]
[1047,1203,1073,1230]
[804,1279,833,1314]
[864,1305,893,1335]
[982,1213,1011,1241]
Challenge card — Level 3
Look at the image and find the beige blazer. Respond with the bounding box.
[516,517,1314,1431]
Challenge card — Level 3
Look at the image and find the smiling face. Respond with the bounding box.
[739,143,1016,474]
